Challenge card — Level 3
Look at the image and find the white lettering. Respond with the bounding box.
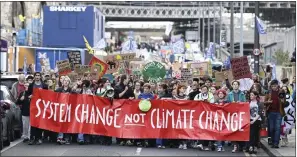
[49,6,87,12]
[114,108,121,128]
[42,100,50,119]
[59,103,65,122]
[239,112,245,131]
[151,109,156,128]
[199,111,205,129]
[231,113,238,132]
[75,104,81,123]
[35,99,42,117]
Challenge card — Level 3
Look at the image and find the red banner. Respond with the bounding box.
[30,88,250,141]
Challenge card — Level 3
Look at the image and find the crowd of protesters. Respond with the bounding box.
[11,67,296,155]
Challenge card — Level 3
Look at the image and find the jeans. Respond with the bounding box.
[22,116,30,139]
[268,112,282,145]
[249,120,261,147]
[156,139,163,146]
[78,134,84,142]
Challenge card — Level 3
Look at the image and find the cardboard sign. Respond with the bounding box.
[179,68,192,83]
[215,70,234,87]
[56,60,71,76]
[67,51,82,69]
[231,56,252,80]
[172,62,182,71]
[74,65,91,73]
[142,61,166,83]
[190,62,209,77]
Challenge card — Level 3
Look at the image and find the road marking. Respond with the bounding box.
[244,151,251,157]
[135,147,142,156]
[1,138,22,154]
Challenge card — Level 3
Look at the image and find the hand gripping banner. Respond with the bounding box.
[30,88,250,141]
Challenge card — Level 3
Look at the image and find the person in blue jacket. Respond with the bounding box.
[138,83,154,100]
[226,80,247,153]
[226,80,246,103]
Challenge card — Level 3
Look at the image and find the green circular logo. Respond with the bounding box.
[142,61,166,83]
[139,100,152,112]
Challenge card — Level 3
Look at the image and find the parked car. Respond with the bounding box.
[0,85,22,148]
[0,73,20,90]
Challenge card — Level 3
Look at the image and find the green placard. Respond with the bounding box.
[142,61,166,83]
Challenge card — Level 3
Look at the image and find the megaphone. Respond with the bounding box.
[105,86,114,98]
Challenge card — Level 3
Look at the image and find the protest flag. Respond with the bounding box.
[89,56,108,78]
[83,36,94,55]
[256,16,266,35]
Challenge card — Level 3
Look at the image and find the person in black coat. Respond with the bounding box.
[28,72,48,145]
[114,75,134,146]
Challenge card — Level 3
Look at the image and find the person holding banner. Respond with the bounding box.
[194,85,215,151]
[28,72,48,145]
[225,80,246,153]
[188,78,200,100]
[114,75,134,146]
[55,76,72,145]
[137,83,155,147]
[215,89,228,152]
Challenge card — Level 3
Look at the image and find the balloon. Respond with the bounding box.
[139,100,152,112]
[116,55,122,60]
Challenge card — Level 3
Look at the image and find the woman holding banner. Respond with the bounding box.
[114,75,134,146]
[55,76,72,145]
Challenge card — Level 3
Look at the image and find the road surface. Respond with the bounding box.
[1,139,269,156]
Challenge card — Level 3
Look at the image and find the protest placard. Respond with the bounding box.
[56,59,72,76]
[231,56,252,80]
[190,62,209,77]
[67,51,81,69]
[179,68,192,83]
[142,61,166,83]
[74,65,91,74]
[214,70,234,86]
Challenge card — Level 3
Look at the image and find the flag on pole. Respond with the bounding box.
[223,56,231,70]
[83,36,94,54]
[256,16,266,34]
[23,57,27,75]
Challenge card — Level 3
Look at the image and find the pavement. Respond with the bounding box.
[1,139,269,156]
[261,128,296,157]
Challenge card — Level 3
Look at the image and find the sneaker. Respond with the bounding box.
[23,138,29,143]
[136,142,142,147]
[183,144,187,150]
[248,146,253,154]
[178,144,183,149]
[217,147,222,152]
[268,138,272,145]
[253,147,258,154]
[197,144,203,150]
[211,144,216,151]
[232,145,238,153]
[57,138,65,145]
[144,141,149,147]
[28,139,35,145]
[119,141,125,146]
[204,147,210,151]
[65,141,70,145]
[157,145,162,148]
[36,139,42,145]
[126,140,133,146]
[161,146,166,149]
[78,140,84,145]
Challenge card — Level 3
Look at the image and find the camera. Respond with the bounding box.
[279,90,286,99]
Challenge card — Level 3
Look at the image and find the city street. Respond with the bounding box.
[2,139,269,156]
